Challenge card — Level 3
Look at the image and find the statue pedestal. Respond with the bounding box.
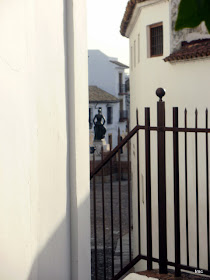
[93,139,110,156]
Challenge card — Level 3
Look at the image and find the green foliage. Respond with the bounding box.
[175,0,210,33]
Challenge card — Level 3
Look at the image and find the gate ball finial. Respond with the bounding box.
[156,88,165,102]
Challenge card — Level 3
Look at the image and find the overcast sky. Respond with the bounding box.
[87,0,129,66]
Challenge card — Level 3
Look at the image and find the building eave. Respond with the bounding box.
[121,0,168,38]
[89,100,120,104]
[164,39,210,63]
[110,60,129,68]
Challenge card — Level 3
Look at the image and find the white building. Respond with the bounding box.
[0,0,90,279]
[121,0,210,274]
[88,50,129,148]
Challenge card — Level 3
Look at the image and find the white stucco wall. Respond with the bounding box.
[128,0,210,273]
[0,0,90,279]
[88,50,127,97]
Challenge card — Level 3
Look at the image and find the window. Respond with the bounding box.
[150,23,163,57]
[134,40,136,68]
[138,34,140,63]
[107,107,113,124]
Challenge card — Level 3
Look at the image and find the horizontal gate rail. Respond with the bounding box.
[91,126,210,179]
[143,126,210,133]
[156,126,210,133]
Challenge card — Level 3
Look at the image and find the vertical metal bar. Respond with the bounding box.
[184,109,189,266]
[145,108,152,270]
[93,153,98,280]
[127,120,132,262]
[195,109,199,269]
[136,109,141,255]
[118,128,123,269]
[206,109,210,271]
[173,107,181,277]
[101,146,106,279]
[157,90,167,274]
[110,139,114,278]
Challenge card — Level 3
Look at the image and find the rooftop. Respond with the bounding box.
[164,39,210,62]
[120,0,150,37]
[89,86,119,103]
[110,60,129,68]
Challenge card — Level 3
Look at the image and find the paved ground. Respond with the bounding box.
[90,180,133,280]
[137,269,210,280]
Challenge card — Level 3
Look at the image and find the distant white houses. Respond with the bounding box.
[88,50,130,148]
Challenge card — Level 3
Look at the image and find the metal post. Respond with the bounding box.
[173,107,181,277]
[93,153,98,279]
[206,109,210,271]
[136,109,141,255]
[118,128,123,269]
[145,107,152,270]
[127,119,132,262]
[195,109,200,268]
[109,139,114,277]
[101,146,106,278]
[184,109,189,266]
[156,88,168,274]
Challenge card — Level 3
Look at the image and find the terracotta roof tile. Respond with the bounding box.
[164,39,210,62]
[110,60,129,68]
[89,86,119,103]
[120,0,149,36]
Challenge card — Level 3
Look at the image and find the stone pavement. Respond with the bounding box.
[91,180,133,280]
[137,269,210,280]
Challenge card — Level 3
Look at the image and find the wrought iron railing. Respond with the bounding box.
[90,88,210,280]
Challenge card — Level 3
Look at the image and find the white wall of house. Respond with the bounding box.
[0,0,90,279]
[89,103,127,148]
[127,0,210,273]
[88,50,127,97]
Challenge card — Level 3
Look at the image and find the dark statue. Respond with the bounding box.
[93,108,106,140]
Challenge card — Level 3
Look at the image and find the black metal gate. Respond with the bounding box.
[90,88,210,279]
